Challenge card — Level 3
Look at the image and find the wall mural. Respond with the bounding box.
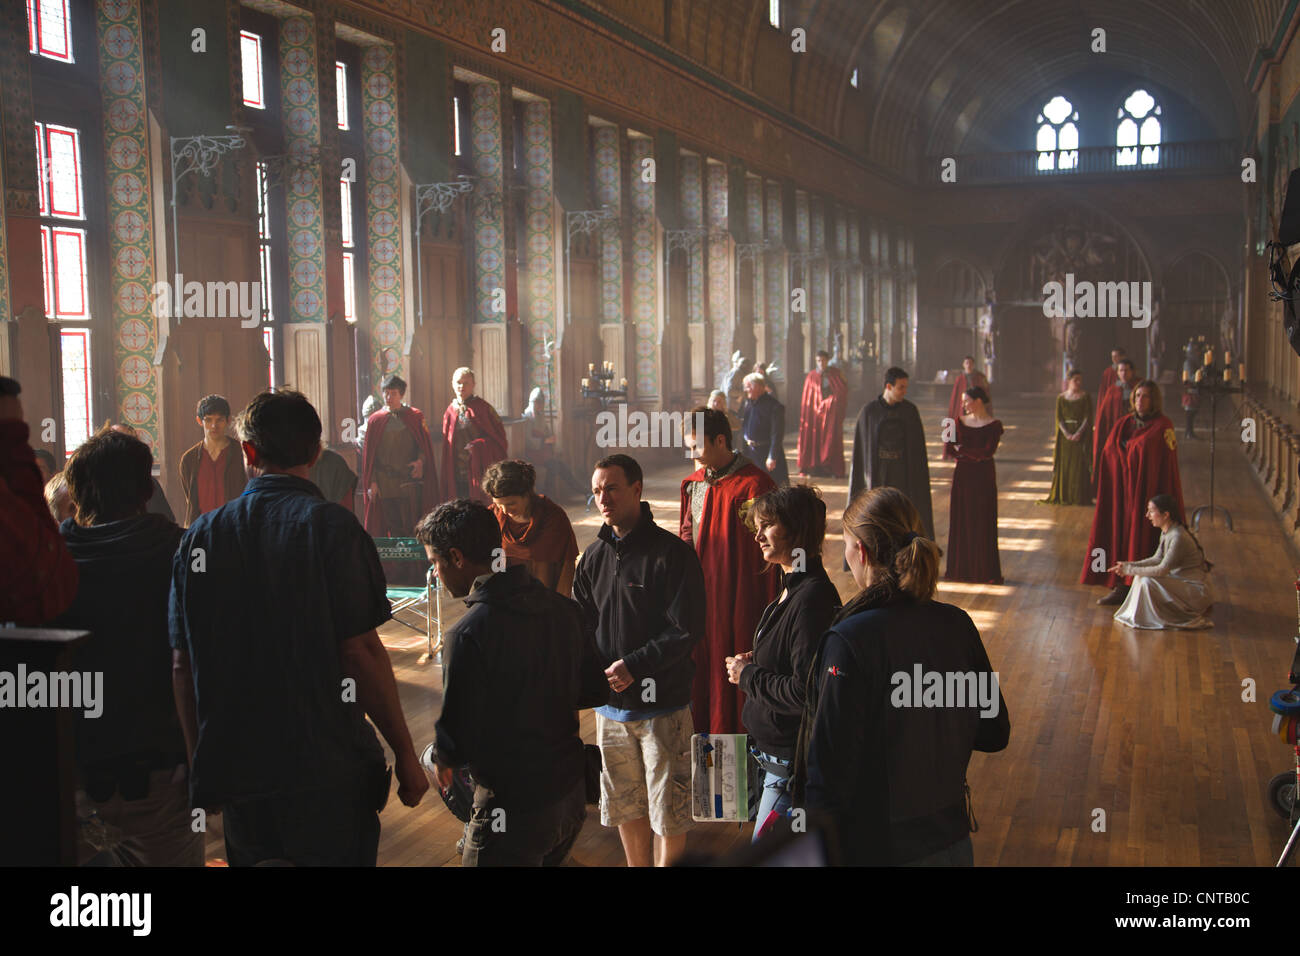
[707,161,730,385]
[523,99,555,410]
[98,0,159,450]
[280,14,328,329]
[628,135,658,398]
[362,42,404,384]
[470,81,504,330]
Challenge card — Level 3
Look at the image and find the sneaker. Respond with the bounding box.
[1097,586,1129,606]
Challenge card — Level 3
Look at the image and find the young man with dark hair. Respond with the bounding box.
[575,454,706,866]
[1092,358,1138,491]
[170,389,428,866]
[178,394,246,526]
[680,411,779,735]
[361,373,440,537]
[418,498,607,866]
[50,431,201,865]
[848,366,935,539]
[104,422,175,522]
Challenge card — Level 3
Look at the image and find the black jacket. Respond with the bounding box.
[739,560,840,757]
[435,564,608,810]
[573,502,706,712]
[802,598,1009,865]
[50,513,187,771]
[741,392,789,486]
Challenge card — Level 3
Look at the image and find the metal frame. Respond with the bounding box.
[169,129,249,324]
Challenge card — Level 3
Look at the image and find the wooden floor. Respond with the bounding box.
[205,391,1298,866]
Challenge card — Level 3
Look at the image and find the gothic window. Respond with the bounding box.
[1117,89,1161,166]
[1036,95,1078,171]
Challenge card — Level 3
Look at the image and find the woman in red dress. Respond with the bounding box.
[943,386,1003,584]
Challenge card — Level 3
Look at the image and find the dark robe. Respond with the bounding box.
[943,371,990,461]
[439,396,508,504]
[797,367,848,476]
[680,454,780,735]
[495,493,579,597]
[740,391,789,486]
[848,396,935,539]
[1091,383,1128,493]
[360,405,440,537]
[944,418,1003,584]
[1080,412,1183,588]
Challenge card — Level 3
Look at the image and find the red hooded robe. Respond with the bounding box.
[1091,384,1126,491]
[1080,412,1183,588]
[943,371,991,460]
[680,458,780,734]
[440,396,508,504]
[797,366,849,476]
[360,405,441,538]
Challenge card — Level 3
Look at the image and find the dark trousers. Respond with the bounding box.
[223,776,383,867]
[462,779,586,867]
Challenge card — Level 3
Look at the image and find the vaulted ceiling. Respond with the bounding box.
[583,0,1285,169]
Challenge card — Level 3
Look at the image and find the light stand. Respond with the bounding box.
[1187,356,1245,532]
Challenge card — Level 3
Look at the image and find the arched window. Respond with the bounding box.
[1117,89,1161,166]
[1036,96,1079,171]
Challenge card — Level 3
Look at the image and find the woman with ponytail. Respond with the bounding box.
[790,486,1009,865]
[1110,493,1213,629]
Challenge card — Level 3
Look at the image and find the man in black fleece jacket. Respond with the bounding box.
[420,499,608,866]
[50,430,202,865]
[574,454,707,867]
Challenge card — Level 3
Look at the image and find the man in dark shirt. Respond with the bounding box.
[419,499,607,867]
[51,429,200,865]
[740,373,789,486]
[575,454,707,866]
[169,389,427,866]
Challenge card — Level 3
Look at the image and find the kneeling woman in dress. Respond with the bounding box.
[1111,493,1213,630]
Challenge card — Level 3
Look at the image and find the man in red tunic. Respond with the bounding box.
[1081,380,1183,605]
[680,407,780,734]
[943,356,991,461]
[1091,357,1138,492]
[361,374,441,538]
[440,367,508,504]
[1096,348,1126,412]
[797,350,849,477]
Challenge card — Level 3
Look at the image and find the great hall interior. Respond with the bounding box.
[7,0,1300,874]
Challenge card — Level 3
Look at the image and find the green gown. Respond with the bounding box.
[1042,393,1093,505]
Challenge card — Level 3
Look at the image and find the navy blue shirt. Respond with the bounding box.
[169,473,391,806]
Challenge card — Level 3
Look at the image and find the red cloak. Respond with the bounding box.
[943,372,991,460]
[680,459,780,734]
[797,366,848,476]
[1091,384,1126,490]
[439,396,508,504]
[360,405,441,537]
[1080,413,1183,588]
[1097,365,1118,411]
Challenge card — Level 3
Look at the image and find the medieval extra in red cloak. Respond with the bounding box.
[439,396,509,504]
[360,405,442,538]
[1080,412,1183,589]
[679,460,780,735]
[797,366,849,476]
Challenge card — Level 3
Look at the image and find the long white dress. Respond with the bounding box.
[1113,524,1213,630]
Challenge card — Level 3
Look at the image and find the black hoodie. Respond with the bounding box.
[50,512,186,770]
[434,563,609,810]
